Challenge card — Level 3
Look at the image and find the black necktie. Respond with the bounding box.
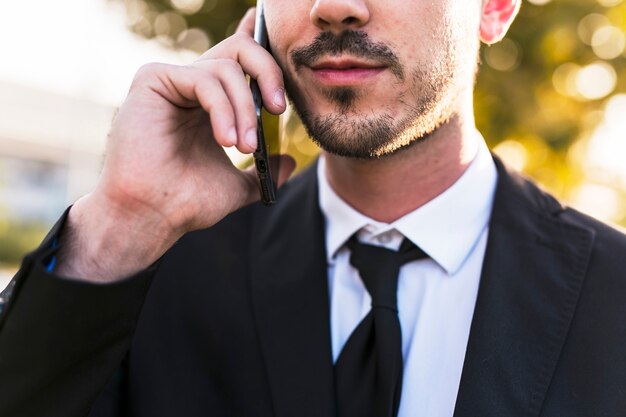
[334,236,428,417]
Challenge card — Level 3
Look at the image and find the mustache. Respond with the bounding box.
[291,31,405,80]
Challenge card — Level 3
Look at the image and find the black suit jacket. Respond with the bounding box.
[0,157,625,417]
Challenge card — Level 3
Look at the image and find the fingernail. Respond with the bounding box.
[246,129,257,150]
[273,89,286,108]
[227,128,237,145]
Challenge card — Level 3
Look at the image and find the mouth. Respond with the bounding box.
[307,57,387,86]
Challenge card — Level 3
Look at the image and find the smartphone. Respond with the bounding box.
[250,0,278,205]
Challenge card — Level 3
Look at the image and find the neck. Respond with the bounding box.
[323,112,480,223]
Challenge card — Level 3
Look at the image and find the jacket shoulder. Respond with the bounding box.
[495,155,626,272]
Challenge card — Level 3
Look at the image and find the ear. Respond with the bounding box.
[479,0,521,45]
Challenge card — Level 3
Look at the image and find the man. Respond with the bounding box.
[0,0,624,416]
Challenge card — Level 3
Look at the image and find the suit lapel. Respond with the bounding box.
[249,157,596,417]
[454,158,595,417]
[250,163,335,417]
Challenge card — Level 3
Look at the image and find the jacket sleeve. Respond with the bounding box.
[0,210,156,417]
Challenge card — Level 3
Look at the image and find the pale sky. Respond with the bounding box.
[0,0,193,106]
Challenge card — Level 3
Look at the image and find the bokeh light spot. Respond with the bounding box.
[597,0,624,7]
[202,0,219,14]
[572,183,621,222]
[552,63,581,97]
[575,61,617,100]
[591,25,625,59]
[585,94,626,186]
[177,28,211,53]
[154,11,187,39]
[485,38,521,72]
[493,140,528,171]
[578,13,611,45]
[170,0,205,15]
[125,0,149,26]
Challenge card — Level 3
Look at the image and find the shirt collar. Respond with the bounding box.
[318,136,498,275]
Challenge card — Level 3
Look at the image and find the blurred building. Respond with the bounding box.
[0,80,112,224]
[0,81,115,288]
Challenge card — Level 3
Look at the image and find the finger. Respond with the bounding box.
[244,52,286,117]
[236,8,256,37]
[190,59,258,152]
[146,61,256,152]
[210,61,258,153]
[140,41,284,150]
[200,34,286,115]
[156,65,239,147]
[196,78,238,148]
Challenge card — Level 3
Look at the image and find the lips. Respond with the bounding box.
[308,57,386,85]
[310,57,384,71]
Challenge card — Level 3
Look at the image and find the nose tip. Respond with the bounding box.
[310,0,371,33]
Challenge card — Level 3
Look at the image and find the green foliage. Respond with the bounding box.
[0,219,47,265]
[477,0,626,196]
[119,0,254,50]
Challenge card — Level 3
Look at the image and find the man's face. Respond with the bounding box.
[264,0,484,158]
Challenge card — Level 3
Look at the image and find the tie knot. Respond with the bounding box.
[346,236,428,311]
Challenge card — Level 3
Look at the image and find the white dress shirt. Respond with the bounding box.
[318,137,498,417]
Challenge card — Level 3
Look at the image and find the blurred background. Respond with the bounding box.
[1,0,625,287]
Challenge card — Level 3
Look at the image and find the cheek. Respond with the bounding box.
[264,2,310,65]
[388,0,480,40]
[369,3,442,59]
[446,0,483,41]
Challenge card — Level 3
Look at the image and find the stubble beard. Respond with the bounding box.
[283,32,460,159]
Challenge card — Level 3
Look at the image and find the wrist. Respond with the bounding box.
[55,193,180,283]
